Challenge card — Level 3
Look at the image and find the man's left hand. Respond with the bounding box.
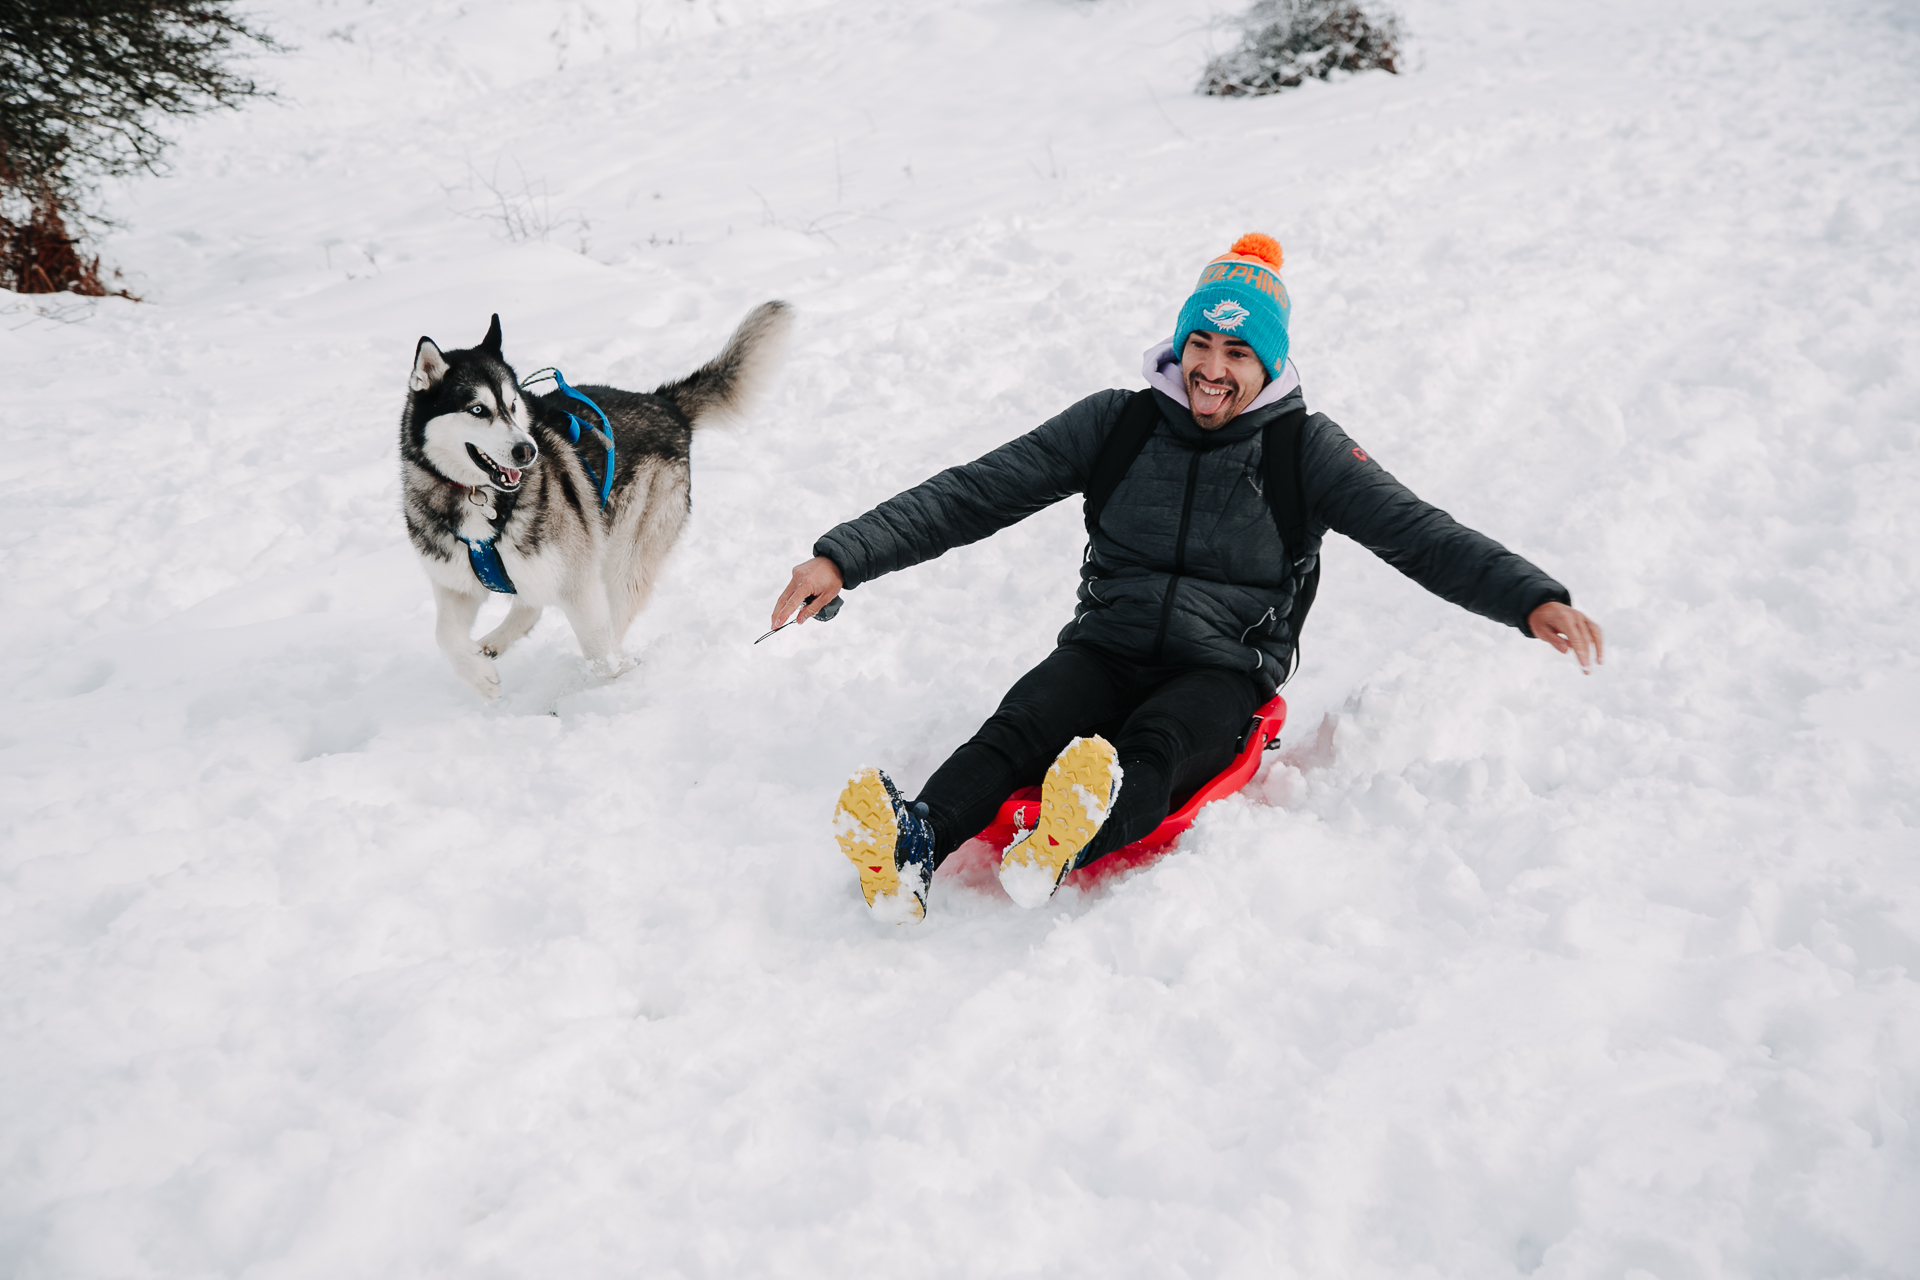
[1529,601,1604,673]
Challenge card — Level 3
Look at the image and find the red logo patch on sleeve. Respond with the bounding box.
[1352,446,1369,461]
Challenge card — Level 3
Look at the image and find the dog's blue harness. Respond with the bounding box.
[547,369,618,510]
[456,369,617,595]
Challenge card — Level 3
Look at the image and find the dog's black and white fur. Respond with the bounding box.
[400,301,791,699]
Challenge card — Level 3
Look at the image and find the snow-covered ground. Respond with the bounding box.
[4,0,1918,1274]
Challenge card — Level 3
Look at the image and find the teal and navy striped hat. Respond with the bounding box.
[1173,233,1291,378]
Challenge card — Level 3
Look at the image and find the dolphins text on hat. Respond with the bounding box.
[1198,260,1286,301]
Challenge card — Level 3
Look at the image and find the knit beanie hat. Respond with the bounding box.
[1172,233,1291,379]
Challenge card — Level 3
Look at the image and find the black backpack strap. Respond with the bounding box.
[1262,406,1317,682]
[1262,405,1311,551]
[1083,390,1163,536]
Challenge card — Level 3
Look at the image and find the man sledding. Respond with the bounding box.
[770,234,1603,922]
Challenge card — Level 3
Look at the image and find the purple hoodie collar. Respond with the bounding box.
[1142,338,1299,413]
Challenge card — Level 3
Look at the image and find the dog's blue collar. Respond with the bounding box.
[459,533,517,594]
[453,484,516,594]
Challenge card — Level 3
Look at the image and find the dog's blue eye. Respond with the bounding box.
[467,405,488,417]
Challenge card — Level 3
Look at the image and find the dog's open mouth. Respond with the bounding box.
[466,443,524,491]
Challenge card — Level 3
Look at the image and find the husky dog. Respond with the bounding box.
[400,301,792,699]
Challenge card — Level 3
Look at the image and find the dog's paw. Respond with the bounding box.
[453,652,502,700]
[587,652,637,680]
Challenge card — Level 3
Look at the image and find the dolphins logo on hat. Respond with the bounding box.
[1202,300,1250,331]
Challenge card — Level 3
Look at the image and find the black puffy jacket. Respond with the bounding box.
[815,383,1569,697]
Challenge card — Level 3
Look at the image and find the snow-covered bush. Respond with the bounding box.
[1199,0,1402,97]
[1,1,277,292]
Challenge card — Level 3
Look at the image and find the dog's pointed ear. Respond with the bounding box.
[411,337,450,393]
[481,314,503,356]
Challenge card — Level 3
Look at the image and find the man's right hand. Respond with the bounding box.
[771,555,844,631]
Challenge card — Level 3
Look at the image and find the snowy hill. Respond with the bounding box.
[3,0,1918,1275]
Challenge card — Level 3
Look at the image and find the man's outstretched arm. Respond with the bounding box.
[1306,418,1603,672]
[767,389,1131,631]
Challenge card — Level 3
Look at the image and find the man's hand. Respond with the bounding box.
[1529,601,1604,673]
[771,555,844,631]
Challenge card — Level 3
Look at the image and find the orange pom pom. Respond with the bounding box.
[1229,233,1283,270]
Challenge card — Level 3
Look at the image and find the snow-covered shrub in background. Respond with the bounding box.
[1199,0,1402,96]
[0,0,278,292]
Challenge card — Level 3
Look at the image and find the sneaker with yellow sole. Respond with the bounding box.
[997,735,1123,908]
[833,767,936,923]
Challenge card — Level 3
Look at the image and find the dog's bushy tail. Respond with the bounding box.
[657,300,794,428]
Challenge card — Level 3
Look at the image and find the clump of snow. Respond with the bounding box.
[997,854,1063,911]
[868,866,929,926]
[3,0,1919,1275]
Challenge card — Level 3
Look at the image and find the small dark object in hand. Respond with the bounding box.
[755,593,843,644]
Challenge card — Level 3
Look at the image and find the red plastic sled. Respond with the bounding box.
[972,695,1287,880]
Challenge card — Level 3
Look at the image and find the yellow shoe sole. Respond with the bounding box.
[998,735,1122,909]
[833,767,926,922]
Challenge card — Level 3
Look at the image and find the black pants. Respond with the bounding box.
[915,643,1266,869]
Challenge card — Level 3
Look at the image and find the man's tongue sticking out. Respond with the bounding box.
[1189,373,1234,416]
